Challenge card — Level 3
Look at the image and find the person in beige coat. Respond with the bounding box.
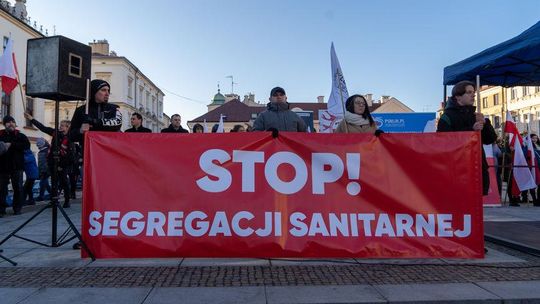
[334,94,378,133]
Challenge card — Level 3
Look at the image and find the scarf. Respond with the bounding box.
[344,111,371,126]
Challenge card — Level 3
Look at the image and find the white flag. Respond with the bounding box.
[217,114,224,133]
[327,42,349,117]
[203,119,209,133]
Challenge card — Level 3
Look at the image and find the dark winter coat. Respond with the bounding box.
[437,99,497,195]
[253,101,307,132]
[160,125,189,133]
[0,129,30,174]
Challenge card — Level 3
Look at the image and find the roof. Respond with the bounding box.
[444,20,540,86]
[210,90,226,105]
[189,100,383,123]
[190,99,263,122]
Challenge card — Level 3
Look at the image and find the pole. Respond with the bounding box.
[501,87,508,204]
[337,69,349,133]
[15,73,25,114]
[85,79,90,115]
[51,99,60,245]
[476,75,481,113]
[443,85,447,106]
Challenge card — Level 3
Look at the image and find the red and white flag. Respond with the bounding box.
[525,133,540,184]
[505,111,536,196]
[0,37,19,95]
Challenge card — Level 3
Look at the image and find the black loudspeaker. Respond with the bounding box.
[26,36,91,101]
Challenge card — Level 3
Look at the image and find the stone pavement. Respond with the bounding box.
[1,200,540,303]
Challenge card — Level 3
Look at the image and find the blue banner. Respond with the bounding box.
[372,113,436,133]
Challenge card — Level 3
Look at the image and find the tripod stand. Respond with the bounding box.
[0,100,95,266]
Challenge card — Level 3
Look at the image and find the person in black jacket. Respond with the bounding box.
[161,114,189,133]
[24,112,73,208]
[69,79,121,249]
[0,116,30,216]
[69,79,122,144]
[437,80,497,195]
[125,113,151,133]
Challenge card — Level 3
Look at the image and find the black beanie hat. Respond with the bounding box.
[90,79,110,103]
[2,115,15,125]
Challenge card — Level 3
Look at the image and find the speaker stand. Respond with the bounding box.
[0,99,95,266]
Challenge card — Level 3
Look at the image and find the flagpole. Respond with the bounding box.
[501,88,508,204]
[337,70,349,133]
[85,79,90,115]
[15,72,25,113]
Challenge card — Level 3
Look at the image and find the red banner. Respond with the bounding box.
[82,131,484,259]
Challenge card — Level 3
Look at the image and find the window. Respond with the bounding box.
[523,86,529,96]
[2,36,8,51]
[493,94,499,105]
[127,76,133,99]
[152,96,156,114]
[494,116,501,129]
[138,86,143,107]
[482,97,488,108]
[536,86,540,93]
[95,72,111,84]
[145,92,150,112]
[25,97,34,127]
[1,91,11,118]
[511,88,517,100]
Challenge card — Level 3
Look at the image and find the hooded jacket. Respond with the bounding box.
[69,80,122,143]
[253,101,307,132]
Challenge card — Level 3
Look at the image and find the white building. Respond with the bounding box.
[46,40,166,132]
[0,0,49,146]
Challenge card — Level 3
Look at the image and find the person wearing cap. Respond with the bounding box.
[161,114,189,133]
[437,80,497,196]
[69,79,122,143]
[125,113,152,133]
[0,116,31,216]
[253,87,307,132]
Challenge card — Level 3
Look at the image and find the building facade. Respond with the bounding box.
[45,40,166,132]
[0,0,48,146]
[189,90,413,132]
[478,85,540,134]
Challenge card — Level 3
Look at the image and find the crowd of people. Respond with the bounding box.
[4,79,535,218]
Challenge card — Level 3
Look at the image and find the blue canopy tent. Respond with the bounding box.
[444,20,540,87]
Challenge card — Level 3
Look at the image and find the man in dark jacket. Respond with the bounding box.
[437,80,497,195]
[161,114,189,133]
[125,113,152,133]
[69,79,122,143]
[253,87,307,132]
[0,116,30,216]
[70,79,122,249]
[24,112,73,208]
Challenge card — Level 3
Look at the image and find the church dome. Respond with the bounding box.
[211,89,226,105]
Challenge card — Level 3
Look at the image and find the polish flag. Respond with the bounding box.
[505,111,536,196]
[0,37,19,95]
[525,133,540,184]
